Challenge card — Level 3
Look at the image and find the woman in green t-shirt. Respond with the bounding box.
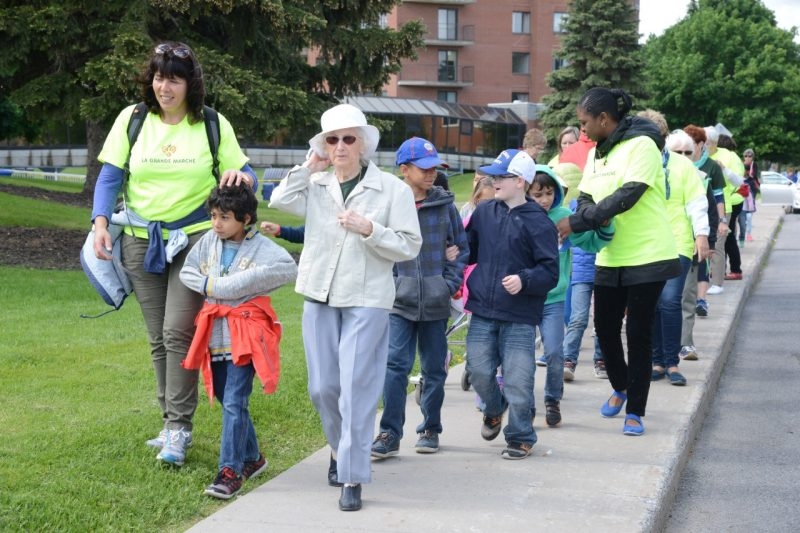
[556,87,681,437]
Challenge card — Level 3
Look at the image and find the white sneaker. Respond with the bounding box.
[680,345,699,361]
[156,428,192,466]
[707,285,724,295]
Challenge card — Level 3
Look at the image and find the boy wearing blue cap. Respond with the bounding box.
[465,149,559,459]
[372,137,469,457]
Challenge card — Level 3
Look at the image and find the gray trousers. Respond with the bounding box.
[122,233,203,431]
[709,220,728,286]
[681,262,698,347]
[303,302,389,484]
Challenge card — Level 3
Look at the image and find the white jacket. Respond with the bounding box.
[269,161,422,309]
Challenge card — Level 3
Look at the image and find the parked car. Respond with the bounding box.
[758,171,800,213]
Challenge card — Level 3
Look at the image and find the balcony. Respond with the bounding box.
[397,64,474,88]
[425,25,475,47]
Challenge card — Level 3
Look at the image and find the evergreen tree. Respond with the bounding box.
[0,0,424,194]
[539,0,646,141]
[642,0,800,162]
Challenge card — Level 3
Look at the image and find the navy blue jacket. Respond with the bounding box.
[465,198,559,326]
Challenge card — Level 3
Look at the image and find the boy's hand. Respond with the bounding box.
[501,274,522,295]
[445,244,459,262]
[261,221,281,236]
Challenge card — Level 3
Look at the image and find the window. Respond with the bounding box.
[511,92,529,102]
[512,12,531,34]
[438,50,457,81]
[438,8,457,40]
[437,91,457,103]
[553,57,570,71]
[512,52,530,75]
[553,12,568,33]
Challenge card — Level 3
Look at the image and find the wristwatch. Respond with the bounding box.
[719,217,728,224]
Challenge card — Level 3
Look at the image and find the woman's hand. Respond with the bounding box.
[556,217,573,240]
[302,150,331,174]
[338,210,373,237]
[92,217,113,260]
[220,169,255,188]
[694,235,710,261]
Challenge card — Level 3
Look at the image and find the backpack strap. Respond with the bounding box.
[202,105,221,183]
[124,102,221,188]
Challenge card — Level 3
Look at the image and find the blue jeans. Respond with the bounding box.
[379,315,448,439]
[466,315,537,446]
[539,302,565,403]
[562,282,603,365]
[212,359,260,475]
[652,255,691,369]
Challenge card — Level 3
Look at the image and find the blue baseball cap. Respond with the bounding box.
[395,137,448,168]
[478,149,536,183]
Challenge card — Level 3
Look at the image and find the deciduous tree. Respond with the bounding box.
[642,0,800,162]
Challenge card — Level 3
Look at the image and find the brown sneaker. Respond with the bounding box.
[501,441,532,460]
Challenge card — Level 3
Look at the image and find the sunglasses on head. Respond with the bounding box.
[325,135,358,146]
[675,150,694,156]
[154,43,191,59]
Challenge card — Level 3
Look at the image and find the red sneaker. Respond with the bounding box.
[724,272,743,280]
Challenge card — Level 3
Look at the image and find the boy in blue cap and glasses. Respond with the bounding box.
[464,149,559,459]
[371,137,469,457]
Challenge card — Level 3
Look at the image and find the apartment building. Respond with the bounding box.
[384,0,573,107]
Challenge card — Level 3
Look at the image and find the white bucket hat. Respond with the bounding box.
[309,104,380,160]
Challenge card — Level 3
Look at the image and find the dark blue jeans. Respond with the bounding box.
[652,255,692,369]
[378,315,448,439]
[212,359,261,474]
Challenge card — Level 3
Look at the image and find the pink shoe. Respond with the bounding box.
[746,234,753,242]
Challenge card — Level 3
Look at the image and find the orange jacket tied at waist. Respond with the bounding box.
[182,295,282,404]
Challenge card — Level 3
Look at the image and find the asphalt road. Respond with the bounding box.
[665,214,800,532]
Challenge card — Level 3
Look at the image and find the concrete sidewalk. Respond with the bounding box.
[188,206,786,533]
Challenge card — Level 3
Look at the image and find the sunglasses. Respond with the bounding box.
[675,150,694,156]
[325,135,358,146]
[154,43,192,59]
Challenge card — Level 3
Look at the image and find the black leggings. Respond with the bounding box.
[594,281,665,417]
[725,203,743,274]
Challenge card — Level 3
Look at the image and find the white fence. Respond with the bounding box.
[0,147,493,174]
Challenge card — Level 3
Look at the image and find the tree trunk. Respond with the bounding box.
[82,119,108,197]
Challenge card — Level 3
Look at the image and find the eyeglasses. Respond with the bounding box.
[675,150,694,156]
[154,43,192,59]
[490,174,519,182]
[325,135,358,146]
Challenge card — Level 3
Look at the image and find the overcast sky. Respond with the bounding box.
[638,0,800,43]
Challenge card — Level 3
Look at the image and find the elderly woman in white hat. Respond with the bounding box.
[269,104,422,511]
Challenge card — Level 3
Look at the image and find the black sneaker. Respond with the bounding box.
[481,414,503,441]
[501,441,532,460]
[242,453,268,480]
[545,401,562,427]
[415,429,439,454]
[204,467,243,500]
[371,432,400,458]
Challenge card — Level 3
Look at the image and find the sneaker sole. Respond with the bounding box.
[500,448,532,460]
[370,449,399,459]
[156,453,185,467]
[204,487,239,500]
[415,446,439,454]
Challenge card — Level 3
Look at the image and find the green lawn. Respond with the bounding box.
[0,173,473,531]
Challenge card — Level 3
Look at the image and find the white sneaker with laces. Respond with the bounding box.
[680,345,699,361]
[156,428,192,466]
[707,285,724,295]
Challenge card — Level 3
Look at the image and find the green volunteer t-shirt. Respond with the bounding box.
[711,147,745,209]
[578,136,677,268]
[666,152,707,258]
[99,104,249,238]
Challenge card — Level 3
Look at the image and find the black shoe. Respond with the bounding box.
[338,484,362,511]
[328,455,343,487]
[545,401,561,427]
